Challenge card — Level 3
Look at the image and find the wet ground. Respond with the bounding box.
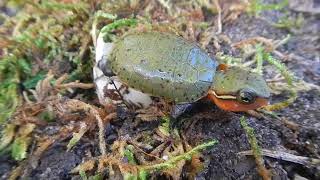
[1,1,320,180]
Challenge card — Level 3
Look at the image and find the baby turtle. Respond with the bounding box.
[94,32,270,112]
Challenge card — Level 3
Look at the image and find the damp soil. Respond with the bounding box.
[1,2,320,180]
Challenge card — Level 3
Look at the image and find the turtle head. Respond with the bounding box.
[208,64,271,111]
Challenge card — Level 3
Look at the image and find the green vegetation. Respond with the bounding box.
[240,117,262,159]
[101,18,138,34]
[254,44,264,74]
[264,54,298,111]
[123,145,137,165]
[131,140,218,179]
[0,56,28,123]
[158,116,171,137]
[247,0,289,16]
[141,140,217,171]
[273,13,304,30]
[240,116,270,179]
[0,124,15,152]
[0,0,94,124]
[0,123,35,161]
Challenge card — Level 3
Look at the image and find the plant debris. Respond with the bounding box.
[0,0,319,179]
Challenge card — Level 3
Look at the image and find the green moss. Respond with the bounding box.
[23,72,46,89]
[273,13,304,30]
[263,52,298,111]
[215,52,243,66]
[124,145,137,165]
[79,170,88,180]
[254,44,264,75]
[265,54,294,86]
[240,116,270,178]
[0,56,26,124]
[100,18,138,42]
[0,0,97,123]
[240,117,261,157]
[0,124,16,152]
[247,0,288,17]
[158,116,171,137]
[140,140,218,172]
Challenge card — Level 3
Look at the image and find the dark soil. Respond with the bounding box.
[1,1,319,180]
[30,145,82,180]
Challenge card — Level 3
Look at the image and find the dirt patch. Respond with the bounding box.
[30,145,82,179]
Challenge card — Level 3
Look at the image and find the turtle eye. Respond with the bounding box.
[237,89,256,104]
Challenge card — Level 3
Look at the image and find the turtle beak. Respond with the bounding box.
[208,93,269,112]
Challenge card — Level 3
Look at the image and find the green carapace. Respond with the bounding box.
[109,32,218,103]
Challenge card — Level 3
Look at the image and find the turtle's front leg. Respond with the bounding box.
[170,103,193,119]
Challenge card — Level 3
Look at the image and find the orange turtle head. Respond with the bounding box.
[209,64,270,112]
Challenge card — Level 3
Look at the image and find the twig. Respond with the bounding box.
[129,141,162,161]
[232,36,274,51]
[242,59,256,67]
[53,73,94,89]
[238,149,320,167]
[273,34,291,50]
[56,82,94,89]
[67,122,89,151]
[264,90,297,111]
[9,164,24,180]
[22,91,33,104]
[96,111,106,155]
[213,0,222,34]
[157,0,172,15]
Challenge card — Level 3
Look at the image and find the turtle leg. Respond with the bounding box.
[170,103,193,119]
[169,103,194,131]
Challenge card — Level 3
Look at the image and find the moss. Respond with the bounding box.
[0,0,96,123]
[247,0,288,17]
[273,13,304,31]
[240,116,270,179]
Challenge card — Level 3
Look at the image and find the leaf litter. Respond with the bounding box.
[0,0,320,179]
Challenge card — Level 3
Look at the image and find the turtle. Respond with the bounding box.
[93,31,270,116]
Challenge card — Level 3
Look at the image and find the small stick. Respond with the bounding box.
[56,82,94,89]
[213,0,222,34]
[95,111,106,155]
[238,149,320,167]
